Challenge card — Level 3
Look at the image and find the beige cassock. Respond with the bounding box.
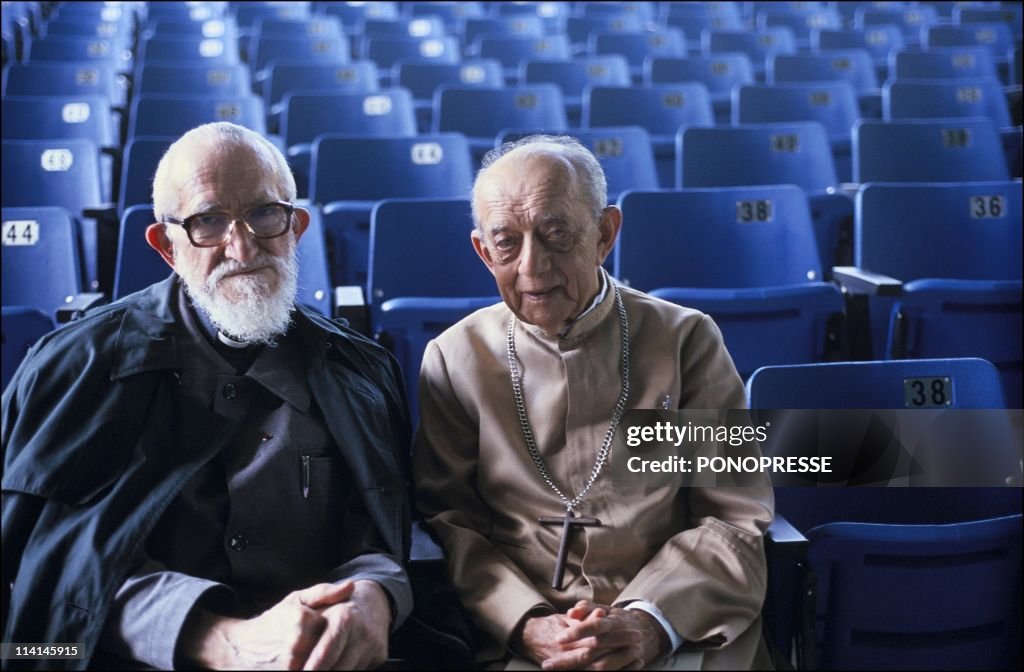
[414,282,775,669]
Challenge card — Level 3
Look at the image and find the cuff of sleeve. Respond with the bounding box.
[325,553,413,631]
[155,580,233,670]
[623,601,685,655]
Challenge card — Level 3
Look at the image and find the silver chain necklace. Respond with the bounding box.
[506,282,631,513]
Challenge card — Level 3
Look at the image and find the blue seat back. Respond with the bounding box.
[434,85,567,138]
[884,78,1011,128]
[585,84,713,136]
[135,63,252,97]
[119,137,173,217]
[28,35,131,69]
[954,5,1023,36]
[769,50,878,92]
[702,28,797,61]
[253,16,343,39]
[475,34,571,69]
[462,15,544,49]
[566,15,644,47]
[363,36,459,69]
[2,95,115,147]
[924,23,1014,58]
[616,185,823,290]
[2,207,83,316]
[281,89,416,147]
[368,198,495,307]
[644,54,754,97]
[2,62,124,105]
[678,122,837,192]
[890,47,998,81]
[362,16,446,38]
[853,117,1010,183]
[734,82,860,141]
[138,36,240,65]
[758,9,842,44]
[856,182,1022,281]
[113,205,167,299]
[264,61,379,110]
[248,34,350,73]
[1,139,102,214]
[521,56,631,99]
[856,6,939,43]
[295,206,333,317]
[395,60,503,101]
[813,26,904,62]
[804,516,1022,670]
[310,134,474,205]
[130,92,265,140]
[588,29,687,68]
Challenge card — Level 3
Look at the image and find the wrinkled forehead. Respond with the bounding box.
[475,152,582,219]
[169,140,282,213]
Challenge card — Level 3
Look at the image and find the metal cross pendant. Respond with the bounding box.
[538,510,601,590]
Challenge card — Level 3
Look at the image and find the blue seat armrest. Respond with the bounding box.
[832,265,902,296]
[334,284,369,335]
[56,292,107,324]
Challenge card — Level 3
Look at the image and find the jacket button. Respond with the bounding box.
[229,534,248,551]
[223,383,237,400]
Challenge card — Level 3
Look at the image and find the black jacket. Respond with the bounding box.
[1,276,412,670]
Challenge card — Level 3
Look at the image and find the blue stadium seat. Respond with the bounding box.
[362,16,446,39]
[137,36,240,65]
[587,29,686,80]
[847,181,1022,406]
[253,16,343,39]
[247,34,351,75]
[362,35,460,70]
[812,26,904,70]
[585,84,713,187]
[889,46,998,81]
[644,54,753,124]
[433,84,567,164]
[368,198,498,418]
[395,59,502,131]
[313,134,474,288]
[856,6,939,45]
[496,126,659,201]
[128,94,266,139]
[1,139,108,292]
[769,50,879,92]
[118,137,172,217]
[617,186,844,379]
[140,17,239,43]
[565,15,645,49]
[578,1,657,23]
[461,15,544,51]
[757,9,843,50]
[28,35,132,72]
[803,516,1022,669]
[263,61,379,116]
[677,122,851,272]
[924,23,1015,61]
[134,63,252,98]
[112,205,167,300]
[734,81,859,181]
[853,117,1010,183]
[2,94,116,147]
[2,305,54,392]
[2,206,84,320]
[954,5,1023,37]
[702,28,797,74]
[232,1,311,27]
[2,62,127,107]
[317,1,400,32]
[407,1,485,30]
[475,34,571,81]
[662,12,743,52]
[281,88,416,146]
[490,1,571,33]
[520,55,630,126]
[883,78,1012,128]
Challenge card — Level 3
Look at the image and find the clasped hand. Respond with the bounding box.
[518,600,670,671]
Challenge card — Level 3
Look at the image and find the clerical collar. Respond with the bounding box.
[558,268,609,339]
[217,330,251,349]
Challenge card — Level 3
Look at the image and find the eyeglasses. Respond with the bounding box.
[163,201,295,248]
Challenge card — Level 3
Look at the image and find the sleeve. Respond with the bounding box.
[615,315,775,649]
[323,552,413,631]
[98,558,236,670]
[413,340,552,651]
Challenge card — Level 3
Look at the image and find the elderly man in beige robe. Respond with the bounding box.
[414,136,775,670]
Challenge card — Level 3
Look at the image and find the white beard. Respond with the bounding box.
[178,236,299,346]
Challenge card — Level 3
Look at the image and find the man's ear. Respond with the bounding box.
[471,228,498,277]
[595,206,622,265]
[291,206,311,242]
[145,223,177,269]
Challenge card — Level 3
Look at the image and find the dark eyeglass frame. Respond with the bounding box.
[163,200,296,248]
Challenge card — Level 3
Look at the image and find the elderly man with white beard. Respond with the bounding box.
[1,123,413,671]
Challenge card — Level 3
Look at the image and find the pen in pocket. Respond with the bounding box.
[302,455,310,499]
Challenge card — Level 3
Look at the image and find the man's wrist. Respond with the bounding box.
[178,608,243,669]
[353,579,394,629]
[509,605,556,657]
[622,601,683,656]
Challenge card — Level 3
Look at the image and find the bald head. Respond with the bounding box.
[152,122,295,221]
[472,135,608,229]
